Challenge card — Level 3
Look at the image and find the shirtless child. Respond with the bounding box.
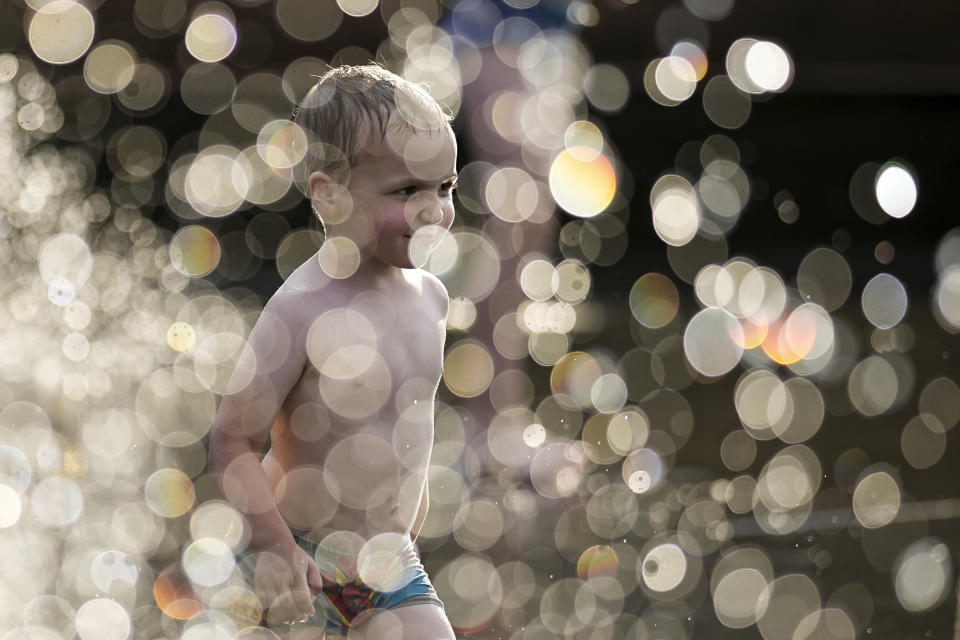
[208,65,458,639]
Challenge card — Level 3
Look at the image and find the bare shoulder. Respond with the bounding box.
[417,269,449,303]
[260,283,310,329]
[254,282,329,347]
[416,269,449,316]
[264,256,345,324]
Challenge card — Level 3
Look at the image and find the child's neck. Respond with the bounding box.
[350,257,410,286]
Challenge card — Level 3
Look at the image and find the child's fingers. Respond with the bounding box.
[305,560,324,594]
[256,582,276,609]
[266,591,298,625]
[260,575,294,621]
[257,550,315,623]
[272,592,312,625]
[291,587,315,619]
[290,568,316,616]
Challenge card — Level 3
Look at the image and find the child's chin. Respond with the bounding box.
[385,254,416,269]
[406,242,442,270]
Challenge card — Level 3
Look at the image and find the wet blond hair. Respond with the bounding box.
[292,64,452,193]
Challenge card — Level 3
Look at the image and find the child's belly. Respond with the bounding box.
[264,405,434,542]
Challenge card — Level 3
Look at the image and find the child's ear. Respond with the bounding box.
[308,171,338,218]
[308,171,353,226]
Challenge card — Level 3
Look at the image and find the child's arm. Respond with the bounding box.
[408,272,446,542]
[410,482,429,541]
[207,291,321,624]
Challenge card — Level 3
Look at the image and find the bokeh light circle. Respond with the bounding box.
[919,376,960,431]
[641,542,686,592]
[145,467,197,518]
[170,226,221,277]
[936,266,960,330]
[703,75,752,129]
[185,13,238,63]
[622,448,663,494]
[90,550,139,593]
[655,56,697,102]
[29,1,95,65]
[257,119,308,170]
[32,476,83,527]
[83,41,138,94]
[901,414,946,469]
[847,355,900,417]
[549,148,616,218]
[671,40,709,80]
[794,608,856,640]
[584,63,630,113]
[318,236,361,279]
[338,0,379,17]
[190,501,247,552]
[683,307,745,377]
[861,273,908,329]
[713,567,768,628]
[434,554,503,632]
[183,537,236,587]
[38,232,93,285]
[153,566,205,620]
[0,484,23,528]
[756,573,821,640]
[894,538,952,613]
[852,470,900,528]
[550,351,603,409]
[797,247,852,312]
[275,0,343,41]
[744,41,793,92]
[630,273,679,329]
[577,544,619,579]
[651,176,700,247]
[564,121,604,158]
[0,444,34,494]
[167,322,197,352]
[875,163,917,219]
[75,598,131,640]
[443,341,495,398]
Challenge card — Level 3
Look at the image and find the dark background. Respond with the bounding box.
[4,0,959,637]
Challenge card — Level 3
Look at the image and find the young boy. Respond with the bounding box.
[208,65,458,639]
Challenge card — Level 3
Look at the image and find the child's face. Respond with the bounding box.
[344,119,457,270]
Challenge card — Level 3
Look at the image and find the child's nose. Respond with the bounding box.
[414,197,444,225]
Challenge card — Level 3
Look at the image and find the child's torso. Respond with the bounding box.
[262,269,446,543]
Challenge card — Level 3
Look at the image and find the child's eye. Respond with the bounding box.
[439,179,458,195]
[395,186,418,197]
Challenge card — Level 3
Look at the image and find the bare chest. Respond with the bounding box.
[292,310,445,424]
[380,317,445,383]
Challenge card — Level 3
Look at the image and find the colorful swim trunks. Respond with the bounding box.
[272,534,444,632]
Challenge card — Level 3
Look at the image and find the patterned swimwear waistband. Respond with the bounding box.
[294,532,422,582]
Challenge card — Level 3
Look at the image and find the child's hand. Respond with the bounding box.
[255,545,322,626]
